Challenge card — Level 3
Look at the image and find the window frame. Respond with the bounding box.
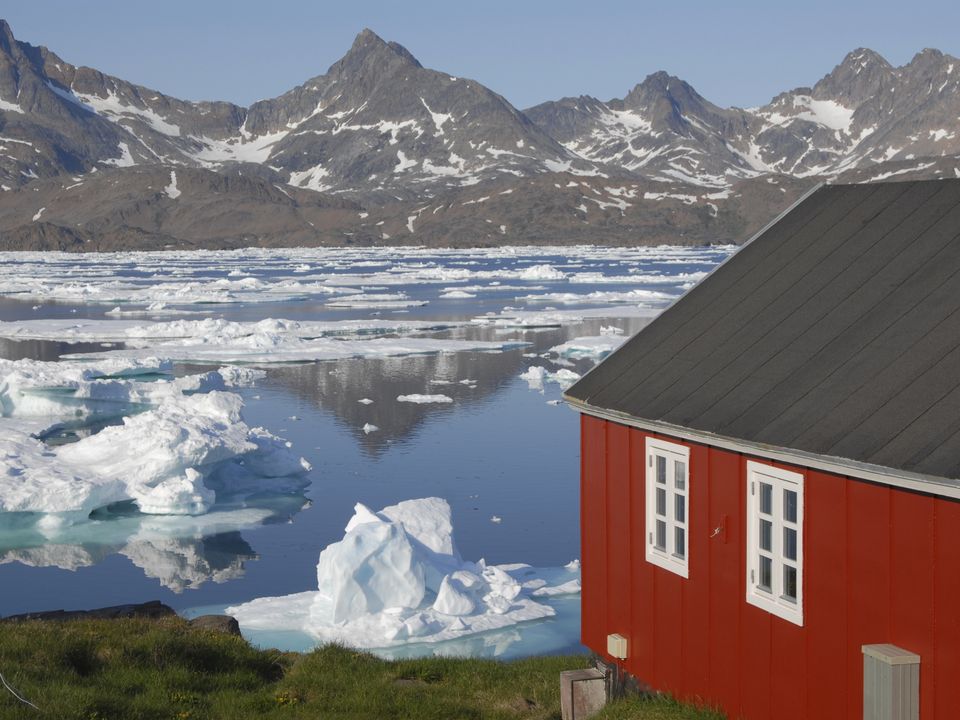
[745,460,804,626]
[644,437,690,579]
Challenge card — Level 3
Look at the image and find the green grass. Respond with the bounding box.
[0,618,723,719]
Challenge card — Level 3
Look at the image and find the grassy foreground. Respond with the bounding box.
[0,618,723,720]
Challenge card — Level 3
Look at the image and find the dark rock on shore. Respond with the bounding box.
[1,599,176,622]
[189,614,242,636]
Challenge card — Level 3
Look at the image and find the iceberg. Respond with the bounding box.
[519,366,581,391]
[396,394,453,404]
[548,333,628,361]
[227,498,580,650]
[0,357,310,529]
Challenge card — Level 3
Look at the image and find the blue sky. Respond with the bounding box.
[4,1,959,110]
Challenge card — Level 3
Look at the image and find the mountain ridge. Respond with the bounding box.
[0,20,958,250]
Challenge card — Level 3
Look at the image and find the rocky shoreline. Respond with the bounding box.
[1,600,241,636]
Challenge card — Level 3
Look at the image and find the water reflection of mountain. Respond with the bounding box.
[0,495,309,593]
[261,317,650,453]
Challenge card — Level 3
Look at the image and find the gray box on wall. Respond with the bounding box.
[862,644,920,720]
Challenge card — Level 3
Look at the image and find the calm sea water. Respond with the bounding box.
[0,247,729,657]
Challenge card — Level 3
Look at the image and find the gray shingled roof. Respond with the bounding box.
[566,179,960,483]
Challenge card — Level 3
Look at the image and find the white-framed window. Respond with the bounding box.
[746,461,803,626]
[645,437,690,578]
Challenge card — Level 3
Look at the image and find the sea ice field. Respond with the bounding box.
[0,245,732,658]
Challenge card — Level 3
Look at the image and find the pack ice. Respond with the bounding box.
[227,498,580,649]
[0,357,310,531]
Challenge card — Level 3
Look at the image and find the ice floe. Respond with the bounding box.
[0,316,532,366]
[516,289,673,305]
[0,317,463,344]
[519,366,582,391]
[472,306,659,328]
[62,335,531,366]
[397,394,453,404]
[0,245,734,310]
[227,498,580,649]
[0,357,310,529]
[548,334,628,361]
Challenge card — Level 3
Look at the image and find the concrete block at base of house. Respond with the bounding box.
[560,668,607,720]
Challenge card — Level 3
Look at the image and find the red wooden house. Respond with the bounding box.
[565,179,960,719]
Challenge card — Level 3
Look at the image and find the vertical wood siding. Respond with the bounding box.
[580,414,960,720]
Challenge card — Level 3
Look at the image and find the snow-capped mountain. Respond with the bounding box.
[526,48,960,188]
[1,18,959,250]
[0,23,592,201]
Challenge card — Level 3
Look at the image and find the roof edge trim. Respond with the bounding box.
[565,397,960,501]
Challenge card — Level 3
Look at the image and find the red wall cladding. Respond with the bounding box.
[580,415,960,719]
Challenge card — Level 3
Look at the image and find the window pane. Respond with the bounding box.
[783,565,797,601]
[759,555,772,591]
[656,456,666,485]
[784,527,797,561]
[656,488,666,517]
[674,527,686,559]
[674,460,686,490]
[656,520,667,550]
[760,519,772,552]
[784,488,798,523]
[760,482,772,515]
[674,494,685,523]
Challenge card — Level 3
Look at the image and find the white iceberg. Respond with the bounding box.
[519,366,581,391]
[548,334,628,361]
[397,394,453,404]
[0,357,310,528]
[227,498,580,649]
[472,305,659,329]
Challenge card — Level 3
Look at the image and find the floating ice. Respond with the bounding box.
[472,306,659,329]
[64,336,529,366]
[397,394,453,404]
[519,366,581,391]
[519,366,548,391]
[0,317,463,344]
[0,246,734,309]
[517,289,673,305]
[548,334,627,360]
[227,498,580,649]
[326,293,428,309]
[0,317,525,367]
[0,357,310,529]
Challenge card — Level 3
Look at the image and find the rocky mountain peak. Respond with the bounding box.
[337,28,422,73]
[623,70,723,135]
[812,46,895,106]
[0,18,24,62]
[839,48,892,73]
[903,47,956,81]
[626,70,710,110]
[910,47,945,64]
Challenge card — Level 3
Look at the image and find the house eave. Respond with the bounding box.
[565,396,960,501]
